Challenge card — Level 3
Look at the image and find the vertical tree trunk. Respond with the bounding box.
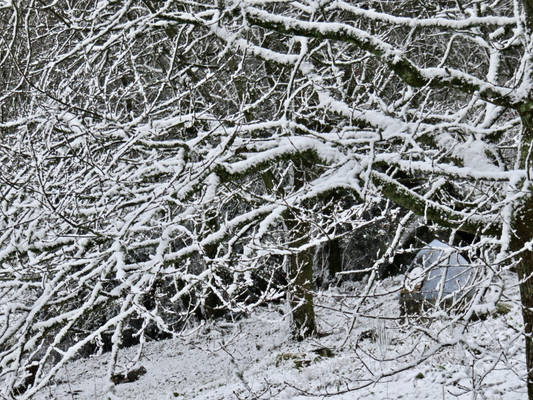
[264,170,317,339]
[326,237,343,285]
[288,222,317,341]
[517,97,533,398]
[284,157,318,340]
[201,236,225,320]
[511,195,533,399]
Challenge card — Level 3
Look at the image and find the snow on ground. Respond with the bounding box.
[36,274,527,399]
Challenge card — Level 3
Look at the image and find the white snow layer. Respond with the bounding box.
[33,275,525,400]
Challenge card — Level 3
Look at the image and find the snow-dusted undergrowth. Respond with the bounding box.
[35,274,526,400]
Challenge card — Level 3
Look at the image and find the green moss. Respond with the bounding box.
[274,350,332,370]
[496,302,512,316]
[311,347,335,358]
[275,352,311,369]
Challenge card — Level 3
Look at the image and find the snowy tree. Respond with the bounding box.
[0,1,281,395]
[233,0,533,397]
[3,0,533,398]
[0,0,342,395]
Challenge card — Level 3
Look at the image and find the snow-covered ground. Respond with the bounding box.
[35,274,527,399]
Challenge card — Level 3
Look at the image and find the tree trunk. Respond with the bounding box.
[511,194,533,399]
[326,237,343,285]
[288,227,317,341]
[517,101,533,398]
[201,238,225,320]
[284,157,318,340]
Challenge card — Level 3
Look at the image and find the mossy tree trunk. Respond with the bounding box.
[515,110,533,399]
[511,198,533,399]
[285,157,318,340]
[286,217,317,340]
[510,9,533,395]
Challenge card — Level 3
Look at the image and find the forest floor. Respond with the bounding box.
[35,273,527,400]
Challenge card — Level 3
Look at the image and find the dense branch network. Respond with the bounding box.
[0,0,530,398]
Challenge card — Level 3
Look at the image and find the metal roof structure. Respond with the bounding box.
[407,239,473,303]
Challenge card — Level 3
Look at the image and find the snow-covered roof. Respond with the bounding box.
[410,239,473,301]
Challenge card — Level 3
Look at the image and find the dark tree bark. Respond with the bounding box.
[326,237,343,284]
[288,221,317,341]
[514,107,533,399]
[285,157,318,340]
[511,193,533,399]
